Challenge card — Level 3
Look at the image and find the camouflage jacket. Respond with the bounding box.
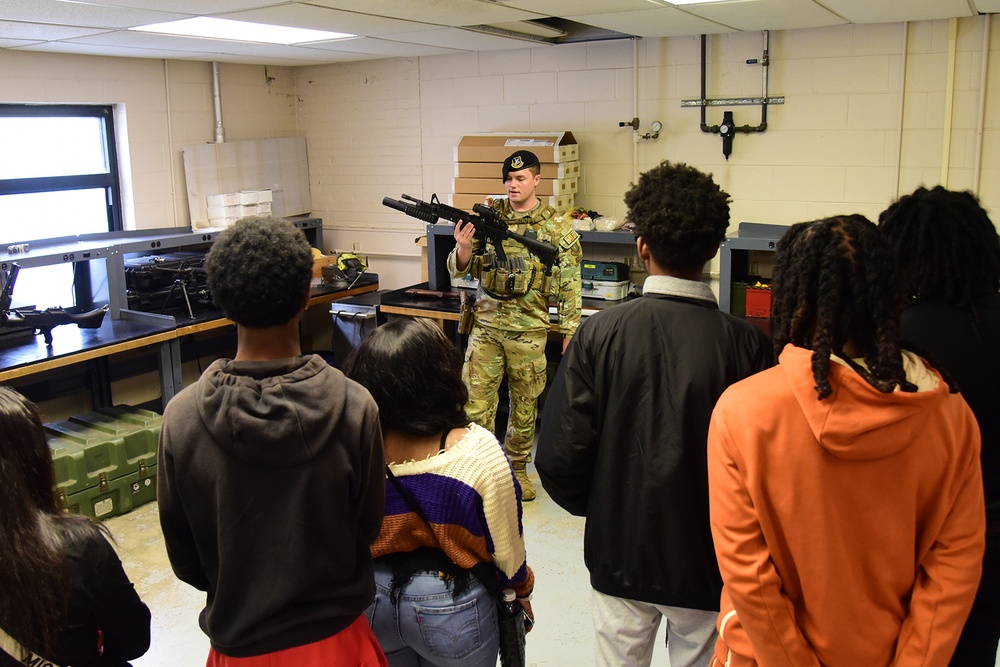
[448,199,583,336]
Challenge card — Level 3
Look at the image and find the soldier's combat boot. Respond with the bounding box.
[512,462,536,502]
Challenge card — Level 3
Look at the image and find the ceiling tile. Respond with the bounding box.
[306,0,544,26]
[496,0,664,15]
[0,0,188,28]
[218,4,434,37]
[820,0,976,24]
[567,7,734,37]
[90,0,295,13]
[972,0,1000,11]
[300,37,466,57]
[379,25,557,50]
[0,20,111,40]
[683,0,847,32]
[65,30,269,54]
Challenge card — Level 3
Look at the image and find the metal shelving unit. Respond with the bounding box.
[717,222,786,314]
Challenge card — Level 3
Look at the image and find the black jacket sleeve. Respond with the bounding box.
[536,329,599,516]
[85,532,152,664]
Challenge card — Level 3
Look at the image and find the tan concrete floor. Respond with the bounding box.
[106,463,603,667]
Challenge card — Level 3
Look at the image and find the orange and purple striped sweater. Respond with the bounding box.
[370,423,534,598]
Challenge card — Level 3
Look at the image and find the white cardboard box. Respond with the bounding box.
[456,132,578,164]
[449,193,574,211]
[207,192,240,207]
[454,177,577,196]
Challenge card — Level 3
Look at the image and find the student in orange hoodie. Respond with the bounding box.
[707,215,985,667]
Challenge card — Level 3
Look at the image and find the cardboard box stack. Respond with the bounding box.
[206,189,274,228]
[452,132,579,212]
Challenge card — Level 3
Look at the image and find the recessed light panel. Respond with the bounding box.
[130,17,355,45]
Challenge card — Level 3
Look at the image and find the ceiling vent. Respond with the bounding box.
[463,17,634,45]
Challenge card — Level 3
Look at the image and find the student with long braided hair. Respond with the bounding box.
[0,386,150,667]
[707,215,985,666]
[879,186,1000,666]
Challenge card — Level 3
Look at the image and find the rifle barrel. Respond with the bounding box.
[382,197,438,224]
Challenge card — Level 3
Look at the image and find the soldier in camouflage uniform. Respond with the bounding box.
[448,150,583,501]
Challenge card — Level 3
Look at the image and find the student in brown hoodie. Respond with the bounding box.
[707,215,985,666]
[157,216,387,666]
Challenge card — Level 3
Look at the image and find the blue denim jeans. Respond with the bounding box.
[366,560,499,667]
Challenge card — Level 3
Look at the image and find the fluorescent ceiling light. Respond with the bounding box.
[130,17,355,45]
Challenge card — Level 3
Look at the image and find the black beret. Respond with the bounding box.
[502,150,540,180]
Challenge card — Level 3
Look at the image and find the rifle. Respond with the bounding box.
[382,194,558,273]
[0,263,109,346]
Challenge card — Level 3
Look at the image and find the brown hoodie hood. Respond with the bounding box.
[194,355,348,467]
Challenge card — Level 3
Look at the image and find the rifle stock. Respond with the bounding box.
[1,262,110,345]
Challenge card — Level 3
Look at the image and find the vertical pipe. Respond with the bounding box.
[163,60,180,226]
[894,22,909,198]
[633,37,640,183]
[212,61,225,144]
[700,34,708,130]
[940,18,958,187]
[760,30,769,128]
[974,15,991,193]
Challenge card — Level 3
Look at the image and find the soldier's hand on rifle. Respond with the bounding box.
[453,219,476,271]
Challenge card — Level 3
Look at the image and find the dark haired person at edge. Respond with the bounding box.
[707,215,985,666]
[343,316,533,667]
[0,386,151,667]
[536,161,772,667]
[879,186,1000,666]
[157,216,387,666]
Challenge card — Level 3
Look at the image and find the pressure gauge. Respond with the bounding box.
[651,121,662,133]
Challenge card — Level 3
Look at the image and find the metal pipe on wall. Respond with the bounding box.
[212,61,225,144]
[633,37,640,183]
[893,22,909,198]
[974,15,991,193]
[699,31,772,134]
[163,60,181,226]
[940,18,958,187]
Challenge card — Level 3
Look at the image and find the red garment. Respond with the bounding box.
[708,346,985,667]
[205,616,387,667]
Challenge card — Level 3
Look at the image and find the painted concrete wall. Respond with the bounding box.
[2,16,998,290]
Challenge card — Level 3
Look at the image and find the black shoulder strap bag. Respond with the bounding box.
[0,624,68,667]
[384,457,526,667]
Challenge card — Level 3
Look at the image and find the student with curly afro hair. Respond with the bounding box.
[707,215,985,667]
[158,216,388,666]
[625,160,731,272]
[538,161,772,667]
[879,186,1000,665]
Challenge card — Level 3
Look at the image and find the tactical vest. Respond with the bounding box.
[470,221,559,300]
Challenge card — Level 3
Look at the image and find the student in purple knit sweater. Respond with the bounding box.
[344,316,534,667]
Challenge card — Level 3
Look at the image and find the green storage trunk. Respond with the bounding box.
[47,406,161,519]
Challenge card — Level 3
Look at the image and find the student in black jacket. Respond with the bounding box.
[879,186,1000,666]
[536,161,773,667]
[0,386,150,667]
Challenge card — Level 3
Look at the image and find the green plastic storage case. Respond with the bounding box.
[47,406,161,519]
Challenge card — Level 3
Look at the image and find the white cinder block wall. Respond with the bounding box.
[0,51,297,233]
[299,16,1000,289]
[1,16,998,292]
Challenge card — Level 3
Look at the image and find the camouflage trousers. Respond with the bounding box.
[462,324,548,463]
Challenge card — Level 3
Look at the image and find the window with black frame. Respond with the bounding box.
[0,104,124,311]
